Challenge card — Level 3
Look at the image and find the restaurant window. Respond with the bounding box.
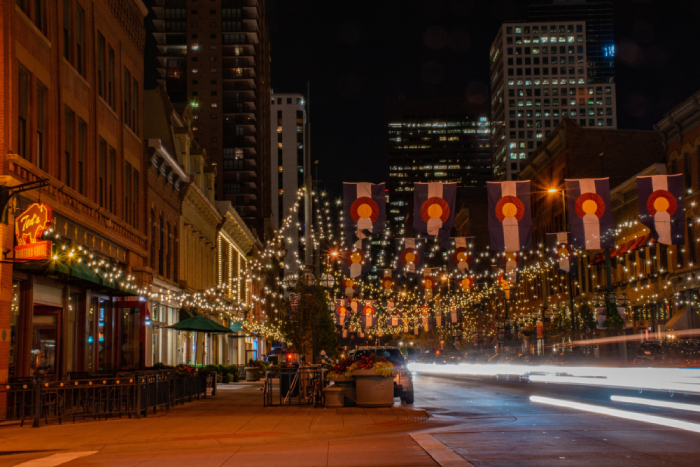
[119,306,141,371]
[36,80,47,170]
[97,298,110,370]
[173,227,179,282]
[18,65,29,158]
[64,106,74,188]
[9,282,21,378]
[31,312,58,374]
[86,297,96,371]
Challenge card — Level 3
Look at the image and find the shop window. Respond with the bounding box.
[31,311,58,374]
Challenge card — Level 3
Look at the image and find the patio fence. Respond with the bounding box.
[4,370,215,427]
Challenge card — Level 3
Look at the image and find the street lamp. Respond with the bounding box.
[281,274,298,290]
[547,187,567,230]
[320,273,335,289]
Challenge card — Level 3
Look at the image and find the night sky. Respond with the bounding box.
[268,0,700,195]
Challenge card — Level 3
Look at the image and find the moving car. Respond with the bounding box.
[348,346,414,404]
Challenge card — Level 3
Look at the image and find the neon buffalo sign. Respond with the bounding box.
[14,203,53,260]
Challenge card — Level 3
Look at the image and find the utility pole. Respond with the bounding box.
[304,82,313,269]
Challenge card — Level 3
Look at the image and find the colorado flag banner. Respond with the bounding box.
[343,183,386,239]
[395,238,425,278]
[566,178,614,250]
[448,237,474,273]
[546,232,576,275]
[487,181,532,252]
[637,174,685,245]
[341,239,371,279]
[413,182,457,247]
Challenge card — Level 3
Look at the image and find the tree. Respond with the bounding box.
[278,283,338,363]
[578,303,597,335]
[604,298,624,332]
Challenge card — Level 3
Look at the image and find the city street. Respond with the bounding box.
[1,373,700,466]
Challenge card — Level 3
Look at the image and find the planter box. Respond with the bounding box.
[352,369,394,408]
[323,387,344,408]
[224,374,234,383]
[244,367,260,381]
[331,375,356,407]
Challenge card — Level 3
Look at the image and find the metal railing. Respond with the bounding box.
[4,370,214,427]
[263,366,326,407]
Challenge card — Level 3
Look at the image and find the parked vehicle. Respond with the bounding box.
[348,346,414,404]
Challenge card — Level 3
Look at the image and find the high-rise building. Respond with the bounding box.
[150,0,271,238]
[270,93,306,275]
[386,100,492,236]
[489,20,618,180]
[527,1,615,84]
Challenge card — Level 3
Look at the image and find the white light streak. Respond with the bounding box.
[611,395,700,413]
[531,395,700,434]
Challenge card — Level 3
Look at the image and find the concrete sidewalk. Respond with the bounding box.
[0,382,453,467]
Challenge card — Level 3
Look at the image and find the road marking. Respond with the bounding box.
[531,395,700,434]
[410,433,474,467]
[14,452,97,467]
[611,395,700,413]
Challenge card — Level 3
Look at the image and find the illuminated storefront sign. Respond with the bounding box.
[14,203,53,260]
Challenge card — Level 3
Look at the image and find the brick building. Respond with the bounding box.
[0,0,156,411]
[518,119,665,247]
[143,86,258,366]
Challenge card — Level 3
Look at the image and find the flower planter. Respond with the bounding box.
[323,387,344,408]
[352,369,394,408]
[224,374,234,383]
[244,367,260,381]
[331,375,356,407]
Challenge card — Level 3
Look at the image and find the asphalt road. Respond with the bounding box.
[411,372,700,466]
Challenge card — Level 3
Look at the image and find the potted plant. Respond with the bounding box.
[327,358,357,407]
[245,359,261,381]
[351,355,395,407]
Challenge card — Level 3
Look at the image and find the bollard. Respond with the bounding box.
[211,371,217,396]
[32,373,44,428]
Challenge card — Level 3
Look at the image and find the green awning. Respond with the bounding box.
[15,259,137,295]
[168,314,232,333]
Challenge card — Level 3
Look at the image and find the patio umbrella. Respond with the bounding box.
[168,315,234,365]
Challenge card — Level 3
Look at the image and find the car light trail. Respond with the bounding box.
[408,363,700,394]
[610,395,700,413]
[530,395,700,434]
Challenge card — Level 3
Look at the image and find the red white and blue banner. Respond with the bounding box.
[341,277,360,298]
[448,308,462,324]
[456,276,475,292]
[487,181,532,252]
[547,232,577,276]
[637,174,685,245]
[361,301,378,328]
[395,238,425,278]
[380,269,396,294]
[566,178,614,250]
[343,182,386,239]
[341,239,371,279]
[420,268,439,300]
[335,300,350,326]
[413,182,457,247]
[448,237,474,273]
